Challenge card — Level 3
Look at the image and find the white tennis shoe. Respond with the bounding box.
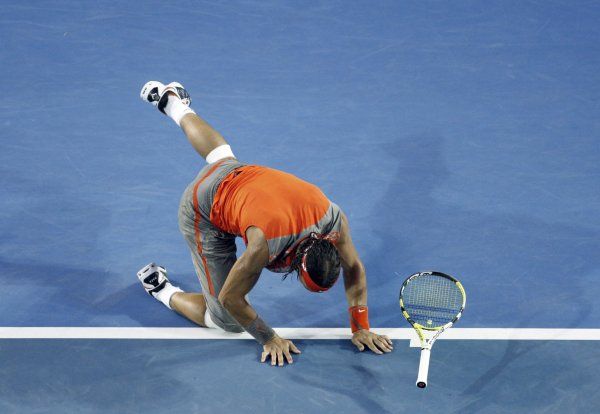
[136,262,170,297]
[140,81,191,114]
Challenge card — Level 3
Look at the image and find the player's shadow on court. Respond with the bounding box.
[288,340,395,414]
[359,132,598,329]
[353,132,597,409]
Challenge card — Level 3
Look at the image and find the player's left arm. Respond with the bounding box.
[337,212,393,354]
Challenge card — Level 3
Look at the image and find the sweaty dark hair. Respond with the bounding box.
[286,234,341,289]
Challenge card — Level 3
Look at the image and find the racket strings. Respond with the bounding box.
[401,275,463,328]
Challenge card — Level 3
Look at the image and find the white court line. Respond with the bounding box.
[1,328,600,347]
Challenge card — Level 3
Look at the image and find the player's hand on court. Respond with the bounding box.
[351,330,393,354]
[261,336,301,366]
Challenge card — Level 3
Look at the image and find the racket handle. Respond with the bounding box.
[416,348,431,388]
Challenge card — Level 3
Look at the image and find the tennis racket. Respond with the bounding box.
[399,271,466,388]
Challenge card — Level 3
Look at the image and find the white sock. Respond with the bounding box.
[164,96,195,126]
[206,144,235,163]
[154,283,183,310]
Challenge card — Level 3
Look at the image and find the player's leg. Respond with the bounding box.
[170,292,208,327]
[136,259,230,329]
[185,231,244,333]
[140,81,235,162]
[137,169,234,330]
[177,169,245,332]
[179,111,231,160]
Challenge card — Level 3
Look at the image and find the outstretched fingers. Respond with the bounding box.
[289,341,301,354]
[381,335,393,347]
[270,350,277,366]
[365,338,383,355]
[261,338,301,366]
[351,337,365,351]
[352,332,394,354]
[374,337,392,353]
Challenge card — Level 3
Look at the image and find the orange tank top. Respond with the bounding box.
[210,165,330,245]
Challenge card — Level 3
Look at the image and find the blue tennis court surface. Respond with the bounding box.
[1,339,599,413]
[1,1,599,412]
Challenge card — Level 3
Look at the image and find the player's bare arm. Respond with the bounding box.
[219,226,301,367]
[337,212,393,354]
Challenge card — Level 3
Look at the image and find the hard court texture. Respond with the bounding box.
[1,1,599,412]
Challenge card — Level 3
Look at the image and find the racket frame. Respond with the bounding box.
[399,271,466,388]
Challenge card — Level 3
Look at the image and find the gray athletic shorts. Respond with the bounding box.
[178,158,247,332]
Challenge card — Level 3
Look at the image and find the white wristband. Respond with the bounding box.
[206,144,235,163]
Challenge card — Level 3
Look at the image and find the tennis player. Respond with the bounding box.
[137,81,393,366]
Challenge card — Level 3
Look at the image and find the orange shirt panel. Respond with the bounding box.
[210,166,330,242]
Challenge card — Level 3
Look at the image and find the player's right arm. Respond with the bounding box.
[218,226,301,366]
